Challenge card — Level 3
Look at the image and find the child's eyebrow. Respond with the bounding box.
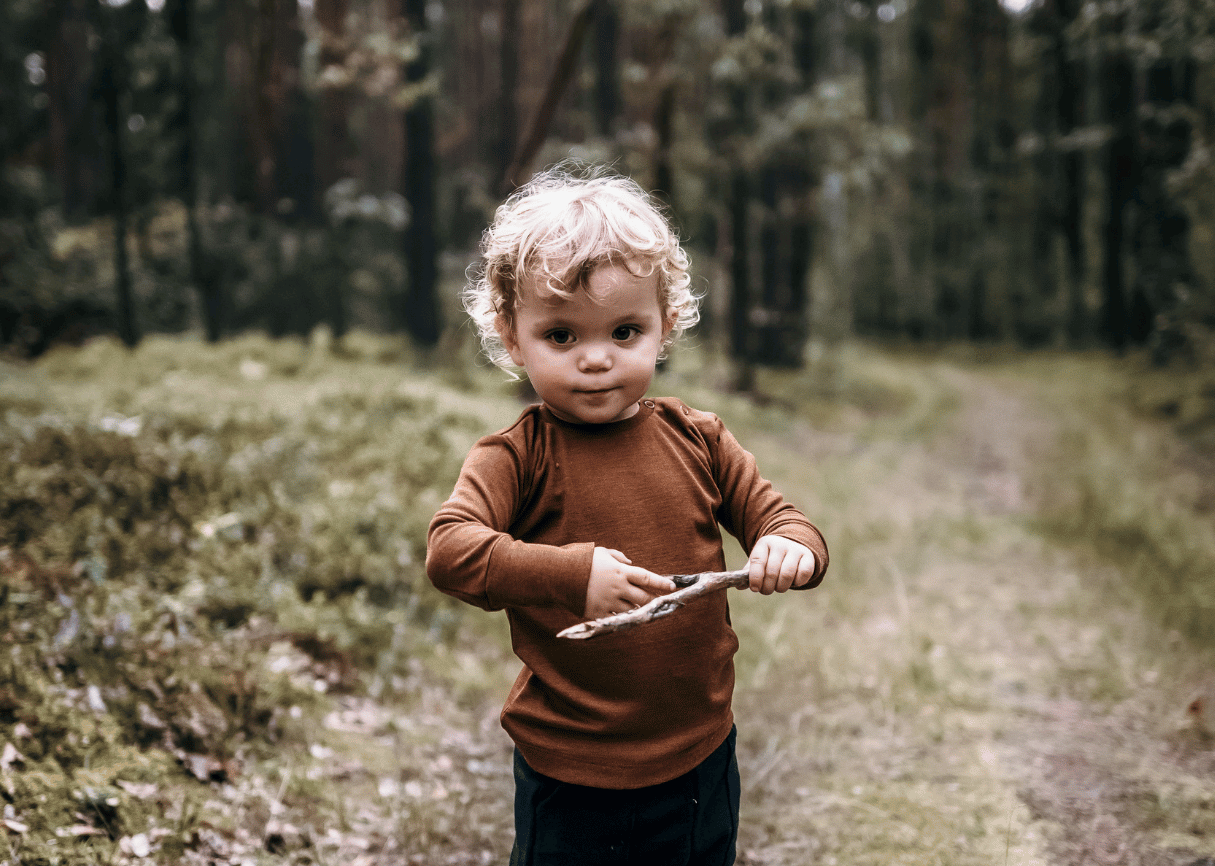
[526,312,577,331]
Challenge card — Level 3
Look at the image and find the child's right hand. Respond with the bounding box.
[584,547,676,621]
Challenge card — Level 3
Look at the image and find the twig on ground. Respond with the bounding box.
[557,568,750,640]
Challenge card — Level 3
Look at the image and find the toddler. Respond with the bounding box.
[427,167,828,865]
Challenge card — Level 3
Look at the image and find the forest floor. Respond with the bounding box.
[4,336,1215,865]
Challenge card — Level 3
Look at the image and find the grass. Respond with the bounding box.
[3,332,1215,864]
[0,330,522,864]
[671,342,1215,864]
[992,351,1215,649]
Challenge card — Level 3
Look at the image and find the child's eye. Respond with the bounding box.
[612,326,640,341]
[547,330,575,345]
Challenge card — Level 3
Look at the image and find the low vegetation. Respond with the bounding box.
[1,331,519,864]
[2,333,1214,864]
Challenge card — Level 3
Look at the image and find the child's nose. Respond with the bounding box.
[578,345,612,372]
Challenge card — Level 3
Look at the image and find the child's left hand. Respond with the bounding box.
[747,535,817,595]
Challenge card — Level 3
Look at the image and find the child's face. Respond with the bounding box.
[500,262,670,425]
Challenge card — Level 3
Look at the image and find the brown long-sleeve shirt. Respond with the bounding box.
[426,397,828,788]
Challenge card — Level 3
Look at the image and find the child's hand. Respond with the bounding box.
[584,548,677,620]
[747,535,818,595]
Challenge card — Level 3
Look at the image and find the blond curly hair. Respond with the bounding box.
[463,166,698,373]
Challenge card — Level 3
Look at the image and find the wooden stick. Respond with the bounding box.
[557,568,749,640]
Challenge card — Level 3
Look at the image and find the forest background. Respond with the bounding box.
[5,0,1215,864]
[2,0,1214,366]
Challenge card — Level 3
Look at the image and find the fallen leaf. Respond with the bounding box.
[120,833,152,857]
[1,742,24,771]
[116,780,159,799]
[179,752,234,783]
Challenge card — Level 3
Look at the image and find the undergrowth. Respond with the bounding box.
[3,332,1213,865]
[0,332,505,864]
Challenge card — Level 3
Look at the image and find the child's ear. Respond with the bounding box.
[495,315,525,366]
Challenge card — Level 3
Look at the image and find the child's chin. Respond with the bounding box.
[553,400,636,425]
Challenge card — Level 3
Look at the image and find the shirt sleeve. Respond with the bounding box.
[702,414,829,589]
[426,433,594,614]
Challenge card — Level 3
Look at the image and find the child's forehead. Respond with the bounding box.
[518,260,660,304]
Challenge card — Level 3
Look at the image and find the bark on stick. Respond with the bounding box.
[557,568,749,640]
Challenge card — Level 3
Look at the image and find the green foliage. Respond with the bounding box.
[0,332,493,860]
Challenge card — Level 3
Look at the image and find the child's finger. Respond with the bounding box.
[604,548,632,565]
[748,540,771,591]
[772,552,801,593]
[793,552,817,587]
[761,547,787,594]
[617,587,655,611]
[628,569,676,594]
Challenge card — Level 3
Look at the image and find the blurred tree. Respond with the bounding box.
[1099,46,1136,351]
[1037,0,1088,345]
[313,0,352,212]
[46,0,100,219]
[502,0,595,193]
[629,4,685,211]
[1133,57,1195,356]
[91,0,145,348]
[401,0,441,348]
[166,0,225,341]
[0,0,48,223]
[591,0,620,139]
[907,0,1010,341]
[1,0,1212,362]
[720,0,753,387]
[496,0,522,194]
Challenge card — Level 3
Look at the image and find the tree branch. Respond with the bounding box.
[557,568,749,640]
[499,0,595,195]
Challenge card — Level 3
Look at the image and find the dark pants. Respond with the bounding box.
[510,727,739,866]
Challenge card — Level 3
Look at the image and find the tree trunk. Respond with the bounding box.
[591,0,619,139]
[1100,53,1135,351]
[46,0,96,218]
[647,13,682,210]
[97,8,139,347]
[272,0,310,219]
[1134,57,1196,360]
[401,0,441,348]
[727,161,752,385]
[722,0,753,387]
[501,1,595,194]
[249,0,279,214]
[1026,0,1082,346]
[313,0,351,212]
[495,0,521,194]
[653,82,676,204]
[167,0,225,341]
[1057,0,1087,345]
[857,0,881,123]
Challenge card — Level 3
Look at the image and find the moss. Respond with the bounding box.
[0,332,490,862]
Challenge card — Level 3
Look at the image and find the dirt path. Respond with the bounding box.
[728,362,1215,865]
[201,358,1215,865]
